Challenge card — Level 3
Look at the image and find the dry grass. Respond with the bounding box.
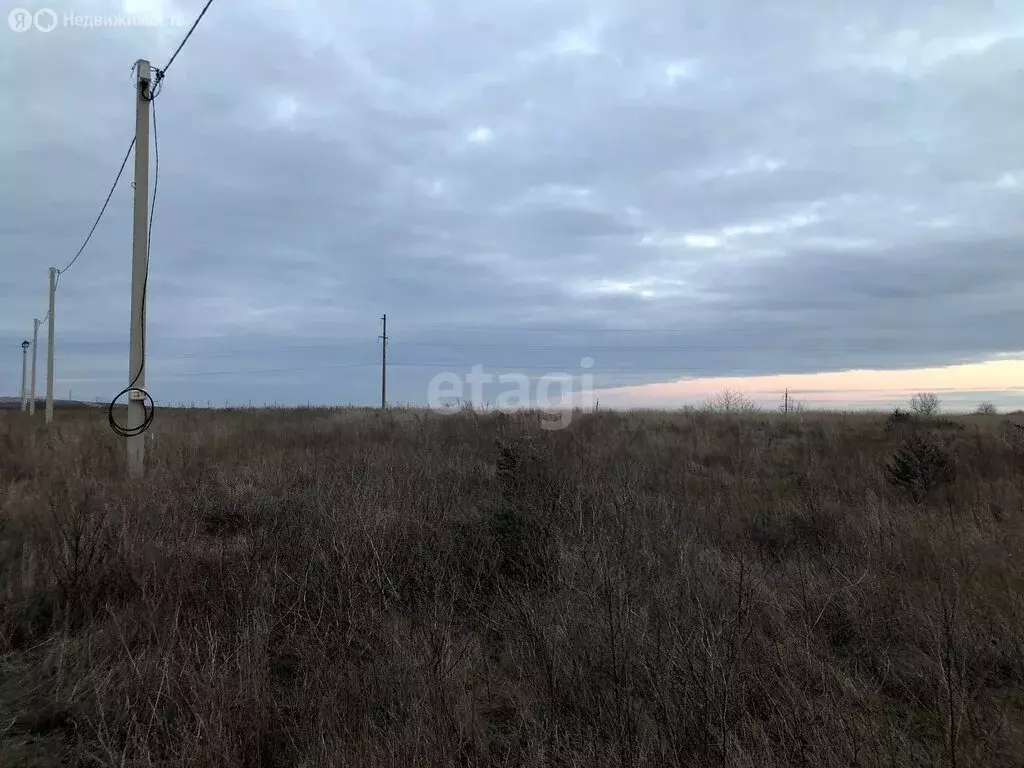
[1,406,1023,766]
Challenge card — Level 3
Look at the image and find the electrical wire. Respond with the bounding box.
[160,0,215,78]
[160,362,378,378]
[31,135,133,348]
[55,138,136,277]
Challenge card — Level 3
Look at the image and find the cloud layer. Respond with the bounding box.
[2,0,1023,407]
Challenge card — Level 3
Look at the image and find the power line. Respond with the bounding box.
[160,0,215,78]
[55,137,136,277]
[161,362,378,378]
[31,134,133,385]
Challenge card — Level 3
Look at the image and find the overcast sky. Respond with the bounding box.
[2,0,1023,410]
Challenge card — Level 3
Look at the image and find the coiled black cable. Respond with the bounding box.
[108,386,155,437]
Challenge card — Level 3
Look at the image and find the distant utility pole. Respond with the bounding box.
[126,59,152,478]
[379,314,388,409]
[784,388,789,414]
[29,318,39,415]
[19,340,29,411]
[45,268,55,424]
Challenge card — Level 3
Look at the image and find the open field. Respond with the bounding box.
[1,407,1023,766]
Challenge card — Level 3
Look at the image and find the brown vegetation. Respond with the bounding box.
[1,407,1023,766]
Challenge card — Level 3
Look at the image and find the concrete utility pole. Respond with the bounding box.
[20,341,29,411]
[29,318,39,415]
[45,268,55,424]
[379,314,388,409]
[127,59,152,477]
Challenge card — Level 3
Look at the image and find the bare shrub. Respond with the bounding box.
[910,392,941,416]
[703,388,760,414]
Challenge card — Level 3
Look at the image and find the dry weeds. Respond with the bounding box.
[1,407,1022,766]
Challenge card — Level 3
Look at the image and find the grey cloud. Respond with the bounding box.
[3,0,1024,407]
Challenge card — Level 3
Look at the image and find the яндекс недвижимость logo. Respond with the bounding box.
[8,7,185,32]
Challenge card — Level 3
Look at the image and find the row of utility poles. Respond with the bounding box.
[16,269,56,422]
[14,61,150,479]
[18,55,384,473]
[15,0,214,475]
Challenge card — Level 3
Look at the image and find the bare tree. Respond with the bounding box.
[975,402,998,415]
[909,392,941,416]
[704,388,760,414]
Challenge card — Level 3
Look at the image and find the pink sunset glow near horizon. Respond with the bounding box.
[595,358,1024,411]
